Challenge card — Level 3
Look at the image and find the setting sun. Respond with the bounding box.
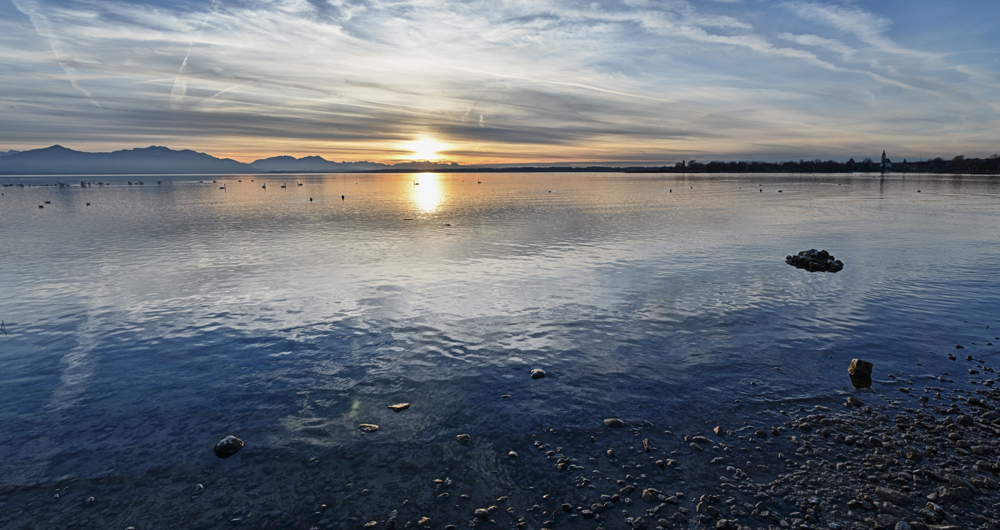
[408,139,444,160]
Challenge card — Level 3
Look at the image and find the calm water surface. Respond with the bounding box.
[1,172,998,527]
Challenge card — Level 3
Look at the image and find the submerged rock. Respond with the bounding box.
[358,424,379,433]
[604,418,625,428]
[456,434,472,446]
[785,249,844,272]
[388,403,410,412]
[213,435,244,458]
[530,369,547,379]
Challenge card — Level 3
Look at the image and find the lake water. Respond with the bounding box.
[1,172,999,529]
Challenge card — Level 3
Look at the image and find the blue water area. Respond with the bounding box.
[0,172,998,527]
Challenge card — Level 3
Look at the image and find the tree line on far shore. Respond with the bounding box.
[655,154,999,174]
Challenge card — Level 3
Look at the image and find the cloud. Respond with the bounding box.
[0,0,997,162]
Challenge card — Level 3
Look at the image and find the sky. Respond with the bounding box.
[1,0,998,164]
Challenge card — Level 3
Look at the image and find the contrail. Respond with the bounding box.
[170,0,217,110]
[11,0,100,107]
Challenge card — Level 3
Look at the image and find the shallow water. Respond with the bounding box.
[1,172,999,527]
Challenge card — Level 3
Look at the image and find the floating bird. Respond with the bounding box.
[298,183,302,186]
[281,184,286,189]
[86,202,91,206]
[262,184,266,189]
[341,195,345,200]
[38,205,43,208]
[44,200,51,204]
[309,198,313,202]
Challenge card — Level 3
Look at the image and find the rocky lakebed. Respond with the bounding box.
[4,338,1000,530]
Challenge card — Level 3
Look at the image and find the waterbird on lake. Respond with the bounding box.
[86,202,90,206]
[309,198,312,201]
[44,200,51,204]
[38,205,43,208]
[281,184,286,189]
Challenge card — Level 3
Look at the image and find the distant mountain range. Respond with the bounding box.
[0,145,463,175]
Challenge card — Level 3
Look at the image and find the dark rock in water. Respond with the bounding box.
[213,435,244,458]
[848,359,873,388]
[456,434,472,446]
[359,424,379,433]
[530,369,547,379]
[474,508,489,519]
[785,249,844,272]
[387,403,410,412]
[848,359,873,376]
[604,418,625,428]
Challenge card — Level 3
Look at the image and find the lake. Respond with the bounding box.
[1,172,998,529]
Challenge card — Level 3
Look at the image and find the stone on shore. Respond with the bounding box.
[213,435,244,458]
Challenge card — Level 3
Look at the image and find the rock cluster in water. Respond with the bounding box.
[786,249,844,272]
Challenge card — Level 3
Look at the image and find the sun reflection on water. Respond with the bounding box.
[411,173,443,213]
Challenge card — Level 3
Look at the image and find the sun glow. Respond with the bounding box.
[408,139,444,160]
